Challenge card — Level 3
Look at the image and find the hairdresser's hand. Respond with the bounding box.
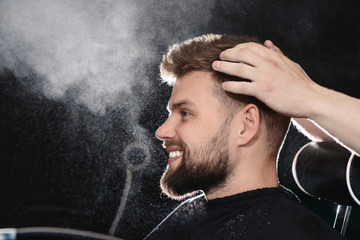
[213,41,360,155]
[212,40,321,118]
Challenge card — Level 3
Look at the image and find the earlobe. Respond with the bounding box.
[237,104,260,146]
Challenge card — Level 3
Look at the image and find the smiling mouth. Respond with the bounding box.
[167,150,183,166]
[169,150,182,158]
[164,142,184,166]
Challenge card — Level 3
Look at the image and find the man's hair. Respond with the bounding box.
[160,34,290,158]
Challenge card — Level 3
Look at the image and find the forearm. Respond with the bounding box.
[292,118,334,142]
[307,85,360,155]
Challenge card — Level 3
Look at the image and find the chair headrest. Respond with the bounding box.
[293,142,360,206]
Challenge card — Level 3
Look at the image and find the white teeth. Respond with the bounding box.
[169,151,182,158]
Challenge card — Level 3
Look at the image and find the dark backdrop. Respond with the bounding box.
[0,0,359,239]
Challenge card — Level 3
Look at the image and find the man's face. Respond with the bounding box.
[155,71,233,200]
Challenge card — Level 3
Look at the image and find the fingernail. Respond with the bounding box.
[222,82,228,90]
[213,61,219,69]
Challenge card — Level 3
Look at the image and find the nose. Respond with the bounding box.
[155,116,176,141]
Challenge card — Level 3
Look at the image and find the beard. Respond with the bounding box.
[160,119,231,200]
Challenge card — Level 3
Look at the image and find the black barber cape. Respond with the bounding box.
[145,186,346,240]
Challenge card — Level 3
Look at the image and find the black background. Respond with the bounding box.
[1,0,360,239]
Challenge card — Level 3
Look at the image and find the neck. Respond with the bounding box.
[206,152,279,200]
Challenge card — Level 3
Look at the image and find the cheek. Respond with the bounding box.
[177,124,204,145]
[176,126,192,146]
[178,115,224,146]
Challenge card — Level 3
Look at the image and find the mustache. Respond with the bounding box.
[163,139,186,150]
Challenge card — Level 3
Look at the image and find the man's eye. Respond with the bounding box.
[181,111,190,117]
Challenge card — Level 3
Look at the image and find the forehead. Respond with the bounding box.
[168,70,219,111]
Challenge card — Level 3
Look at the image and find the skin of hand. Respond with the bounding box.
[212,40,320,118]
[212,41,360,155]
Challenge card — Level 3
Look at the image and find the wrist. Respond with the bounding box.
[305,83,329,120]
[307,83,334,121]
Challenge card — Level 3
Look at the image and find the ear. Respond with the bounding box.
[235,104,260,146]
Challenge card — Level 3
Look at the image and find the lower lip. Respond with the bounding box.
[168,155,182,165]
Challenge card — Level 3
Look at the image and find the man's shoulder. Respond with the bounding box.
[218,187,346,240]
[144,188,346,240]
[143,193,207,240]
[199,187,346,240]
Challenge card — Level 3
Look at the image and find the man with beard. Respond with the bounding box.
[144,34,345,240]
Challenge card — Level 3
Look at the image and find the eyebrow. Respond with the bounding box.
[167,99,197,112]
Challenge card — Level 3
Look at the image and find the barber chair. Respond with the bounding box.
[293,141,360,236]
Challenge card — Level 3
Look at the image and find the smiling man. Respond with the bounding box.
[159,71,237,201]
[158,69,282,201]
[146,34,345,240]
